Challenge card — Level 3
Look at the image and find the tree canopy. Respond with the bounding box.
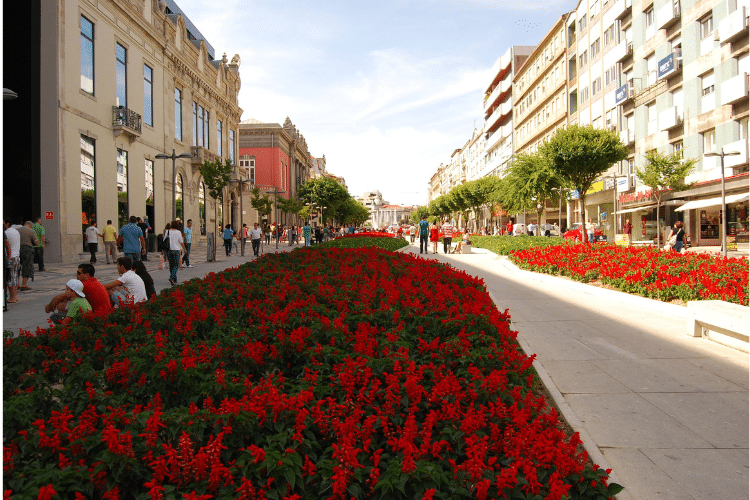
[500,152,563,234]
[198,159,233,202]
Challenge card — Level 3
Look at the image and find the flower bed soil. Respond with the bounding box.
[4,248,621,500]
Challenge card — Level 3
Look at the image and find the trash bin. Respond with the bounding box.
[147,234,158,252]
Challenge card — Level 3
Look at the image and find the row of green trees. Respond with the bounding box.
[412,125,696,245]
[198,159,370,227]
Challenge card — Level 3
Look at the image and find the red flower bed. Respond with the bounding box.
[4,248,620,499]
[338,232,396,238]
[509,244,749,305]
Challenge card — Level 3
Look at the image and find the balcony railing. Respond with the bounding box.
[719,6,748,44]
[657,0,680,30]
[112,106,141,138]
[190,146,218,165]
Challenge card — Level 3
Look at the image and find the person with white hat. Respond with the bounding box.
[49,279,92,324]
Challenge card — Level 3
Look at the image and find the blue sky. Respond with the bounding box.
[177,0,578,206]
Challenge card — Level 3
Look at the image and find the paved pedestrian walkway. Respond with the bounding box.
[2,240,298,334]
[404,242,748,500]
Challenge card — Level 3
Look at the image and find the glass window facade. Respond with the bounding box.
[80,16,94,94]
[144,64,153,126]
[115,43,127,108]
[174,88,182,141]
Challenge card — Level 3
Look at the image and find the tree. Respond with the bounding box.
[277,196,305,222]
[461,177,502,231]
[410,206,431,225]
[502,152,563,235]
[636,150,697,246]
[297,178,350,224]
[335,197,370,226]
[540,125,628,242]
[199,158,233,233]
[249,187,274,223]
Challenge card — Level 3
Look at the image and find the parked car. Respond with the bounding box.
[563,223,606,242]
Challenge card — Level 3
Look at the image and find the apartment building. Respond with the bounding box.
[481,46,536,179]
[5,0,243,263]
[611,0,749,246]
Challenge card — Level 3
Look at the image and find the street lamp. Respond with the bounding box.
[155,149,193,222]
[228,176,251,256]
[704,148,741,257]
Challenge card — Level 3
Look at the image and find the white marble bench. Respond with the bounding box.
[461,243,472,254]
[687,300,749,352]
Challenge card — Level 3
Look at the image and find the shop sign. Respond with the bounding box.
[45,211,54,220]
[657,53,675,80]
[616,177,629,192]
[727,235,737,251]
[614,84,628,105]
[586,180,604,195]
[600,212,608,221]
[614,234,629,246]
[570,189,580,200]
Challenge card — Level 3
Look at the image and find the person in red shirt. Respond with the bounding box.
[44,263,112,316]
[506,220,513,236]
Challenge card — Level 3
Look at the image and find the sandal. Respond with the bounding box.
[7,299,18,303]
[20,287,31,291]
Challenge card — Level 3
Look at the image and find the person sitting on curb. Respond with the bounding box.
[47,279,92,324]
[45,263,112,316]
[103,256,147,307]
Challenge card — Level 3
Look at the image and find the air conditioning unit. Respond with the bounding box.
[627,78,636,97]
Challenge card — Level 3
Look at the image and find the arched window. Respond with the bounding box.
[199,181,206,235]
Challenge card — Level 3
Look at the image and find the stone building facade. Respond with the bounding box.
[7,0,243,263]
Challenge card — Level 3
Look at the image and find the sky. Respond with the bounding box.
[175,0,579,206]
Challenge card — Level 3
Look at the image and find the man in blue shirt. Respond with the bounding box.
[118,216,145,262]
[182,219,194,268]
[418,215,430,254]
[222,224,234,256]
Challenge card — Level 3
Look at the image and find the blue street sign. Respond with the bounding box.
[657,53,675,80]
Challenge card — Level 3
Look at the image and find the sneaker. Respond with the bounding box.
[187,265,193,268]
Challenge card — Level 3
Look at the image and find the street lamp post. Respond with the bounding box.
[228,177,251,256]
[704,148,741,257]
[155,149,193,222]
[269,188,286,249]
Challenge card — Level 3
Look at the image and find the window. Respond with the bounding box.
[145,159,154,204]
[592,77,602,95]
[647,54,656,85]
[217,120,223,157]
[80,16,94,94]
[605,65,617,85]
[192,102,198,146]
[115,43,127,108]
[581,86,590,103]
[117,148,128,228]
[673,141,683,158]
[703,129,716,153]
[174,88,182,141]
[579,16,587,32]
[203,108,210,149]
[604,24,615,46]
[193,103,209,148]
[701,72,715,96]
[240,157,256,184]
[143,64,153,127]
[591,38,600,58]
[700,15,713,39]
[702,72,715,112]
[80,135,95,191]
[579,50,588,67]
[645,7,654,27]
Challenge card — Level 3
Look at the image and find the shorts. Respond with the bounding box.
[20,246,34,278]
[8,257,20,286]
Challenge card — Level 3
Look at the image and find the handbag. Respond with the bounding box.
[667,234,677,247]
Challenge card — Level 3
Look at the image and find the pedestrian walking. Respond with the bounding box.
[32,217,46,272]
[182,219,194,268]
[4,218,20,303]
[250,222,262,256]
[441,219,454,254]
[429,221,440,254]
[102,220,119,264]
[303,222,312,247]
[85,221,101,263]
[137,217,150,261]
[164,221,187,286]
[418,215,430,254]
[222,224,234,256]
[18,221,38,289]
[623,218,633,246]
[118,216,146,262]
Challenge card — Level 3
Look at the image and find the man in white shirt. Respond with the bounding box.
[104,256,147,306]
[249,222,263,257]
[441,219,454,254]
[4,217,20,303]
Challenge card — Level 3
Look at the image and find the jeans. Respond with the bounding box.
[34,246,44,271]
[420,234,428,253]
[125,251,141,263]
[167,250,180,282]
[443,237,452,254]
[588,233,595,243]
[673,241,683,253]
[182,242,191,266]
[224,239,232,256]
[252,239,261,255]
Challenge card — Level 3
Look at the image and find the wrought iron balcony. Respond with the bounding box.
[112,106,141,141]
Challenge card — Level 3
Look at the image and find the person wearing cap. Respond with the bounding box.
[48,279,92,324]
[45,263,112,316]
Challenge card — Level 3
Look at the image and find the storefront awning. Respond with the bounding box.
[615,205,656,215]
[675,193,750,212]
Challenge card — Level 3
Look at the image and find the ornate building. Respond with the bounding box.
[5,0,243,263]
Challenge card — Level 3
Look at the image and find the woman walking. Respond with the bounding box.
[429,221,440,254]
[667,220,687,254]
[165,221,187,286]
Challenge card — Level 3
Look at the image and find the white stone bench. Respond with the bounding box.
[461,243,472,254]
[687,300,750,352]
